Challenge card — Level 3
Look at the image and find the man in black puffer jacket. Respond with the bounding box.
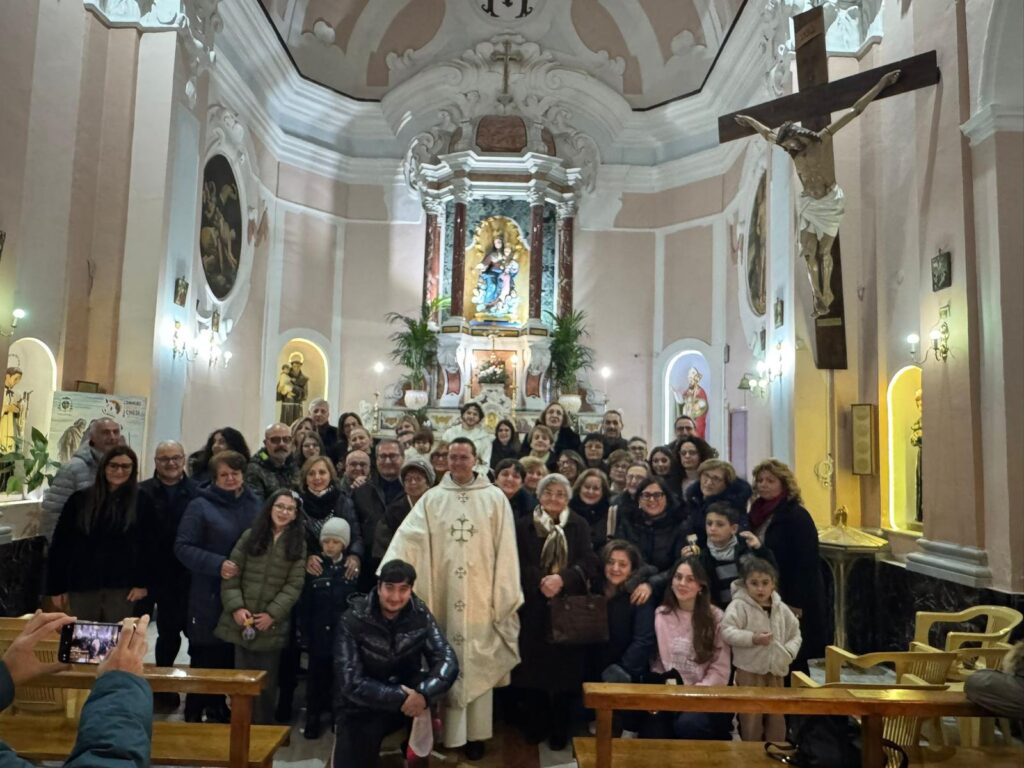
[333,559,458,767]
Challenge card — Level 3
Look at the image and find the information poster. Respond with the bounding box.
[47,392,148,464]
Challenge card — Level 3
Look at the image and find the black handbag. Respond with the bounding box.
[547,570,608,645]
[764,715,908,768]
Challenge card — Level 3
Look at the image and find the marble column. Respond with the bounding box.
[449,198,468,316]
[529,195,545,320]
[421,200,444,308]
[556,201,576,316]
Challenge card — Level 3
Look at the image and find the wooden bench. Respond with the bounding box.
[579,682,1022,768]
[0,666,290,768]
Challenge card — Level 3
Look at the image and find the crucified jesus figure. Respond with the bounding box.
[736,69,900,317]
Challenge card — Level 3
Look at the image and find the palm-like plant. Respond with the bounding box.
[545,309,596,393]
[385,299,447,390]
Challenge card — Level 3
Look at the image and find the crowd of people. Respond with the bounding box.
[31,400,833,765]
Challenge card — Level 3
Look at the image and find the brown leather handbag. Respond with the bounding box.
[547,570,609,645]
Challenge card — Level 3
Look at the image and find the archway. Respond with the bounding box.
[274,338,329,427]
[4,338,58,451]
[886,365,922,531]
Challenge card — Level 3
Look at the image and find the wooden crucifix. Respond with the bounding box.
[491,40,521,104]
[718,7,939,370]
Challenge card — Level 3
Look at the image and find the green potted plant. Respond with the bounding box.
[545,309,595,414]
[0,428,61,500]
[385,298,448,409]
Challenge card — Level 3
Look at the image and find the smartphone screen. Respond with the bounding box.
[59,621,122,664]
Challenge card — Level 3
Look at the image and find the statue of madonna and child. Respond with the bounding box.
[471,234,521,320]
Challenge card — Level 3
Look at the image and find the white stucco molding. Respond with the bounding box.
[84,0,221,108]
[906,538,993,589]
[960,103,1024,147]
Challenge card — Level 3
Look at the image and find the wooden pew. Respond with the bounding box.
[0,666,290,768]
[578,683,1022,768]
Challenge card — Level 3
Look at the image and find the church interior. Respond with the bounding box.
[0,0,1022,766]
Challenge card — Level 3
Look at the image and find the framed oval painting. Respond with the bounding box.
[199,154,242,299]
[745,172,768,316]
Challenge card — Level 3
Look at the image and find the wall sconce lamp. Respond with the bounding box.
[906,318,950,364]
[1,308,26,337]
[738,373,768,399]
[171,320,199,362]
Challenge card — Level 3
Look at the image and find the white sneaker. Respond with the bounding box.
[621,730,639,739]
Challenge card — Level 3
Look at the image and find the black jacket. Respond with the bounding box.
[317,423,339,449]
[506,487,538,520]
[137,475,198,597]
[520,425,582,461]
[570,495,612,552]
[682,478,753,545]
[695,537,777,609]
[602,436,629,458]
[489,440,521,469]
[352,475,403,589]
[613,506,687,599]
[300,555,358,659]
[373,494,413,560]
[587,578,657,683]
[760,497,829,664]
[334,591,458,714]
[47,489,146,597]
[299,485,365,561]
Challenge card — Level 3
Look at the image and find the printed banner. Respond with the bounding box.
[48,392,148,464]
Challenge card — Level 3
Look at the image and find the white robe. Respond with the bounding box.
[441,423,493,468]
[380,472,523,708]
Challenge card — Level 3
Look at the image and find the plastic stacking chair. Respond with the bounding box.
[0,616,78,718]
[912,606,1022,655]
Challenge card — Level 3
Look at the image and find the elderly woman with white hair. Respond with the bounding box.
[510,472,601,750]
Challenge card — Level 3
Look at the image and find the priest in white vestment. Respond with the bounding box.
[380,437,523,757]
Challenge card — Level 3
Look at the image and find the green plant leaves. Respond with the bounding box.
[545,309,596,391]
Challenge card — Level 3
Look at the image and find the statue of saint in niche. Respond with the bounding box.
[277,352,308,425]
[467,217,526,324]
[910,388,922,523]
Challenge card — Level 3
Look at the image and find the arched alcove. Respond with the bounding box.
[886,365,922,531]
[658,345,715,447]
[4,338,58,450]
[274,338,329,427]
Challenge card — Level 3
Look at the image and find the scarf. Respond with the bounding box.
[532,506,569,575]
[749,494,785,531]
[707,534,737,562]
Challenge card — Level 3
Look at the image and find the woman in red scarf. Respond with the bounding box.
[748,459,828,673]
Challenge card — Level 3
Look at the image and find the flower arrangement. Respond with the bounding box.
[477,357,508,385]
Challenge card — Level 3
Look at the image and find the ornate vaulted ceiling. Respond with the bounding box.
[257,0,746,110]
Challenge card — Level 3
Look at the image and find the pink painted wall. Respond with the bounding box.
[279,210,337,339]
[663,226,713,344]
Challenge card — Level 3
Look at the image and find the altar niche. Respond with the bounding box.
[463,217,530,327]
[886,365,923,533]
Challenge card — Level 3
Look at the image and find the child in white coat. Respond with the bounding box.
[721,557,802,741]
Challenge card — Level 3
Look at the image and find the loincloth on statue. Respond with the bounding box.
[799,184,846,239]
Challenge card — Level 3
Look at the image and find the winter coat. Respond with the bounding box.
[373,493,413,560]
[757,496,829,664]
[137,475,198,598]
[244,451,299,501]
[696,537,777,609]
[46,489,145,597]
[351,475,403,589]
[334,591,459,714]
[570,495,613,552]
[652,605,731,686]
[586,578,658,683]
[721,583,802,677]
[174,485,261,646]
[520,425,582,461]
[601,435,628,458]
[40,442,101,541]
[682,478,753,545]
[300,485,364,560]
[511,510,601,692]
[489,440,520,469]
[215,528,306,651]
[965,642,1024,719]
[317,423,338,449]
[614,506,688,598]
[0,662,153,768]
[300,555,358,658]
[506,487,537,520]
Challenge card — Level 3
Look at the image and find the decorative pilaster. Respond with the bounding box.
[528,189,545,319]
[422,199,445,308]
[449,196,468,317]
[556,201,576,316]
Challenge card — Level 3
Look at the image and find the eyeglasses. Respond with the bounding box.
[639,491,666,501]
[378,453,402,461]
[267,436,292,444]
[702,474,726,484]
[107,462,134,472]
[272,503,298,513]
[541,488,569,498]
[155,455,185,463]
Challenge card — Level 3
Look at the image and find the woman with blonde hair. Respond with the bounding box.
[748,458,827,672]
[519,455,549,495]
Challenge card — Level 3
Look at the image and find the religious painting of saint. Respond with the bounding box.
[669,352,711,440]
[199,155,242,299]
[463,216,530,327]
[746,173,768,316]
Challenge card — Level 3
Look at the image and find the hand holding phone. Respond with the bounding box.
[98,615,149,677]
[59,620,124,664]
[3,611,75,685]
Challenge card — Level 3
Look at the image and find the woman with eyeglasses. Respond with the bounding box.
[612,475,687,607]
[681,458,752,546]
[175,450,262,723]
[510,473,600,750]
[47,446,147,621]
[215,488,307,724]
